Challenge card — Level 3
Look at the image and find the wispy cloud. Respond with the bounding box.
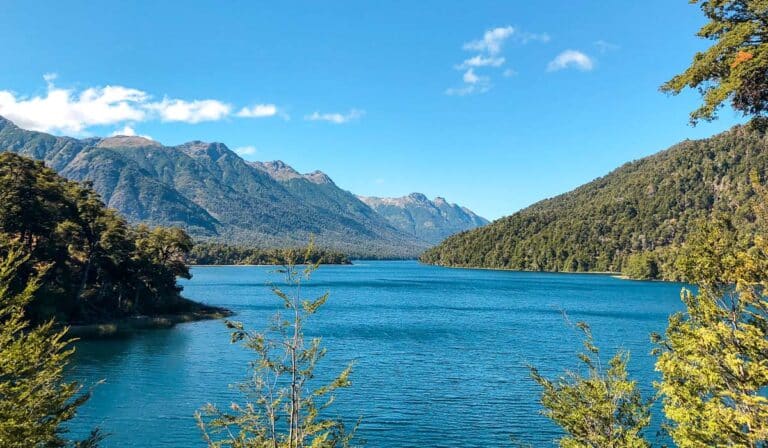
[0,74,282,134]
[236,104,278,118]
[547,50,594,72]
[463,26,516,55]
[234,145,258,156]
[146,98,231,123]
[594,40,619,53]
[447,25,548,96]
[446,68,491,96]
[456,55,506,69]
[304,109,365,124]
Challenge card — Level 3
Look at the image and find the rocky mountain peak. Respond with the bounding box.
[177,141,232,161]
[251,161,334,185]
[406,192,430,203]
[97,135,161,149]
[304,170,333,185]
[357,193,488,244]
[250,160,303,181]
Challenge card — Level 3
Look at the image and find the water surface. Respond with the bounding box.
[69,261,686,447]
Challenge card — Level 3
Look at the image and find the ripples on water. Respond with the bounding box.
[68,261,686,447]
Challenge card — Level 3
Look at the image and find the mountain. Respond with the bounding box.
[357,193,489,244]
[421,125,768,274]
[0,116,426,257]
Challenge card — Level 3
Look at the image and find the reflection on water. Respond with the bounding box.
[68,261,686,447]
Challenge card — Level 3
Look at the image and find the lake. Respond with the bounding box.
[68,261,687,447]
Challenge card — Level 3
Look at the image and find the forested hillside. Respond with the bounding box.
[421,125,768,278]
[187,242,351,265]
[0,152,220,324]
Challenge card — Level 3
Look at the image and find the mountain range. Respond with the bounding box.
[422,124,768,275]
[358,193,489,244]
[0,116,487,257]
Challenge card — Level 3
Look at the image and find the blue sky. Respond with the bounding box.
[0,1,745,220]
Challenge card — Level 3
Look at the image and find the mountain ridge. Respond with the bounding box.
[0,116,485,257]
[358,193,489,244]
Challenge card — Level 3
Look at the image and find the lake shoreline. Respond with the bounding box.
[65,303,233,339]
[425,262,621,276]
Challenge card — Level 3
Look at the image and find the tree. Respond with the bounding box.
[530,321,651,448]
[196,242,358,447]
[0,246,101,447]
[662,0,768,123]
[0,152,200,323]
[653,204,768,446]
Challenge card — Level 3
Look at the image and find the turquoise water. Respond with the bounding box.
[68,261,686,447]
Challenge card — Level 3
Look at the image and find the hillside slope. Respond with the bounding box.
[358,193,489,244]
[421,126,768,273]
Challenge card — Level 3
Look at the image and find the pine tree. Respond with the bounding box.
[196,242,358,447]
[0,245,101,447]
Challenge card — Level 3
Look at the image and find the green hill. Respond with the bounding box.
[421,125,768,277]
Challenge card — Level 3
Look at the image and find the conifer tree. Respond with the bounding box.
[196,242,358,448]
[0,246,101,447]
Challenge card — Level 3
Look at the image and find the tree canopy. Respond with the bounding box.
[0,152,200,324]
[662,0,768,123]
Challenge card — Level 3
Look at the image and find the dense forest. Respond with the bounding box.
[0,152,222,324]
[188,242,351,265]
[421,125,768,279]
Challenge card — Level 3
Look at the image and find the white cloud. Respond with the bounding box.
[547,50,594,72]
[0,74,287,134]
[463,68,480,84]
[457,55,505,69]
[446,69,491,96]
[0,80,149,134]
[111,125,137,136]
[448,25,548,96]
[146,98,231,123]
[110,124,153,140]
[463,26,515,55]
[304,109,364,124]
[234,145,258,156]
[236,104,278,118]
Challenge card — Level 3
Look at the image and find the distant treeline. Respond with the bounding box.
[188,242,352,265]
[0,152,220,325]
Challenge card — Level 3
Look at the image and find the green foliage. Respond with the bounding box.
[622,252,661,280]
[422,125,768,279]
[0,152,201,324]
[653,194,768,446]
[188,242,351,266]
[0,246,102,448]
[661,0,768,123]
[196,242,359,447]
[530,322,651,448]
